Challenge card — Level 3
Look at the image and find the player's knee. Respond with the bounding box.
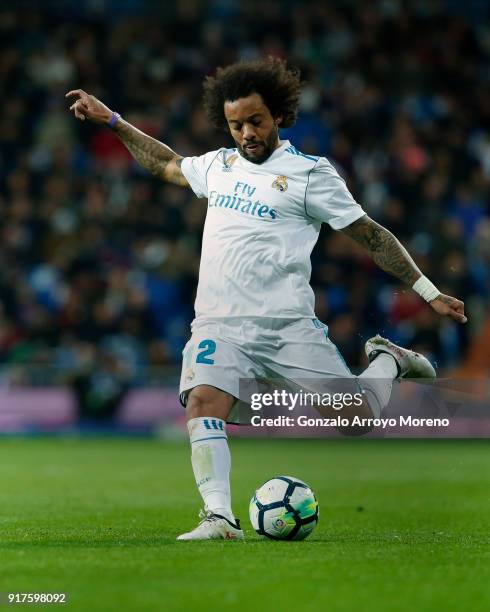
[186,387,215,418]
[186,385,234,420]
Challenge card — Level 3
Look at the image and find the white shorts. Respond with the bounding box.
[179,317,355,424]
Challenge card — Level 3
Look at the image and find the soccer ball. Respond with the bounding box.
[249,476,319,540]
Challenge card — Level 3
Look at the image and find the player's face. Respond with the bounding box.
[224,93,282,164]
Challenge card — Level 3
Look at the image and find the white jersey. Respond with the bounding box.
[181,139,365,320]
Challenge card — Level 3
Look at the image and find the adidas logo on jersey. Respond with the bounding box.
[221,152,238,172]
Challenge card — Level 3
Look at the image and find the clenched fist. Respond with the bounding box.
[430,293,467,324]
[66,89,113,125]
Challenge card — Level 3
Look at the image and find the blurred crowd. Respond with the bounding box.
[0,0,489,393]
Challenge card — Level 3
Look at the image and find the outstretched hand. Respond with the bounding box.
[430,293,467,323]
[65,89,113,124]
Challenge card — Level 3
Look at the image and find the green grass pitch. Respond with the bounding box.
[0,437,489,611]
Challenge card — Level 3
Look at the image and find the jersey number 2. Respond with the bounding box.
[196,339,216,365]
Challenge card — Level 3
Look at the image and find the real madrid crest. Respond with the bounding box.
[272,175,288,192]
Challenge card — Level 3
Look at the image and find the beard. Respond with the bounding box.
[236,125,279,164]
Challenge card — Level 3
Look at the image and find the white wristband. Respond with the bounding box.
[412,276,440,302]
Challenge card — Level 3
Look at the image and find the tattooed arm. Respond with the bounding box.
[112,119,188,186]
[65,89,189,187]
[341,214,421,285]
[341,214,467,323]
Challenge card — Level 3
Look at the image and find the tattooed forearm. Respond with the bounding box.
[341,215,421,286]
[113,119,189,187]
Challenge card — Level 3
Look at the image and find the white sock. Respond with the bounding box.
[358,353,398,418]
[187,417,234,522]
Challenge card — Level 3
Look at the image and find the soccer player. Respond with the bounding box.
[66,58,466,541]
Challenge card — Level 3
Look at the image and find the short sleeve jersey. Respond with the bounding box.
[181,140,365,320]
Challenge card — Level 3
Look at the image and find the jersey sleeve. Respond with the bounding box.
[180,149,222,198]
[304,158,365,229]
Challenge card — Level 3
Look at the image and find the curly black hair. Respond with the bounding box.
[203,57,301,130]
